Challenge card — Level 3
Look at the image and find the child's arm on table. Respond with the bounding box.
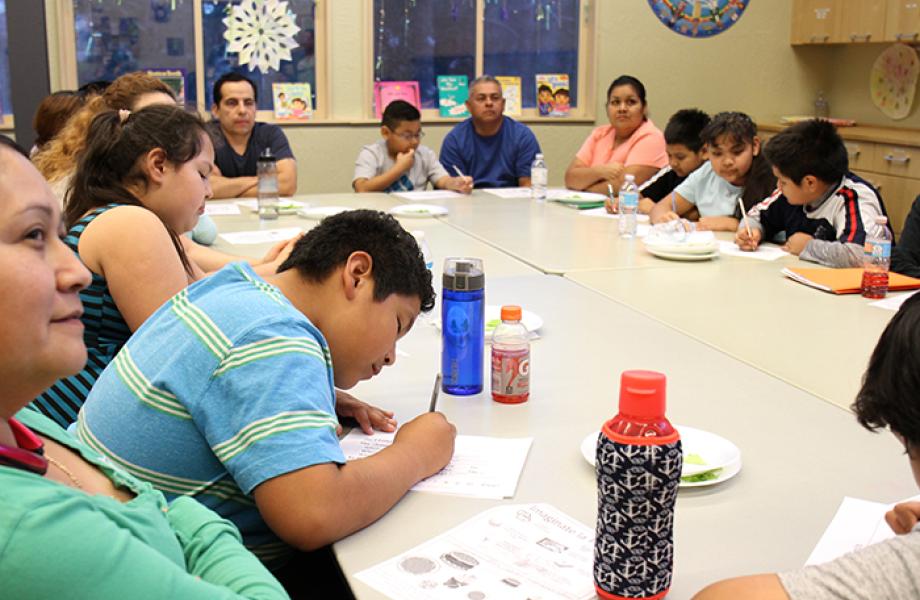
[649,191,694,224]
[696,216,739,232]
[353,149,416,193]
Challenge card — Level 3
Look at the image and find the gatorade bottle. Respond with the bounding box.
[491,305,530,404]
[594,370,681,600]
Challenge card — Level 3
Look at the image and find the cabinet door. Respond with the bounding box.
[839,0,887,42]
[854,171,920,236]
[844,140,875,171]
[874,144,920,178]
[885,0,920,42]
[792,0,840,44]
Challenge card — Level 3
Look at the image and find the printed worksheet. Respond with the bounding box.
[356,503,595,600]
[869,290,920,312]
[340,431,532,499]
[481,187,534,199]
[218,227,303,245]
[393,190,464,201]
[718,240,789,261]
[204,202,241,216]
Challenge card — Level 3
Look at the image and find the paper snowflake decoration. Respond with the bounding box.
[223,0,301,74]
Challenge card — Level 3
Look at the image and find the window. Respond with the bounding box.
[371,0,593,119]
[0,0,11,125]
[58,0,324,119]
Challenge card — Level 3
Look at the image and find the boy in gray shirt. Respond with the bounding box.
[353,100,471,194]
[693,294,920,600]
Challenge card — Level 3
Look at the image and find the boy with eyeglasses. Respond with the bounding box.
[353,100,472,193]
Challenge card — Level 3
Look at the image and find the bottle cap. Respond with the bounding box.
[411,230,426,241]
[535,153,544,159]
[259,147,276,161]
[625,174,636,182]
[875,216,888,225]
[500,305,522,321]
[618,370,666,418]
[442,257,484,291]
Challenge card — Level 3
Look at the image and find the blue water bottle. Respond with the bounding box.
[441,258,485,395]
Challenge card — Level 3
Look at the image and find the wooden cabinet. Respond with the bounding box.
[886,0,920,42]
[839,0,887,42]
[791,0,840,44]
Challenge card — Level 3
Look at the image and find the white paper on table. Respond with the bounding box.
[393,190,463,201]
[204,203,242,216]
[577,206,651,222]
[218,227,303,245]
[481,186,534,199]
[805,494,920,565]
[340,431,532,499]
[870,290,920,312]
[355,503,596,600]
[718,240,789,261]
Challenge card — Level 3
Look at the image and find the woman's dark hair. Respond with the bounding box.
[702,112,776,213]
[853,292,920,450]
[606,75,647,107]
[279,209,435,312]
[66,105,208,276]
[32,91,85,150]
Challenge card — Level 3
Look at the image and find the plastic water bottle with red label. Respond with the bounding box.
[490,305,530,404]
[861,215,892,299]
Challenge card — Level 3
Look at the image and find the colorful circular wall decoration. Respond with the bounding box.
[647,0,749,38]
[871,43,919,120]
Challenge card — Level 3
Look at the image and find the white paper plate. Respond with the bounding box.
[549,190,608,204]
[645,247,720,262]
[389,203,449,217]
[580,426,742,488]
[298,206,351,219]
[237,198,305,215]
[484,305,543,336]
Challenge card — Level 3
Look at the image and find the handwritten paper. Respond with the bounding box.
[340,431,532,499]
[393,190,463,201]
[481,187,534,199]
[805,494,920,565]
[218,227,303,245]
[870,290,920,312]
[204,202,241,216]
[718,240,789,261]
[355,503,595,600]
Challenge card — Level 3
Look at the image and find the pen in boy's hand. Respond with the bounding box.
[429,373,442,412]
[738,197,753,241]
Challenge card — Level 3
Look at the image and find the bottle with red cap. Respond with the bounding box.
[491,305,530,404]
[594,370,681,600]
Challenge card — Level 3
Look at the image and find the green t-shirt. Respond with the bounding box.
[0,409,288,599]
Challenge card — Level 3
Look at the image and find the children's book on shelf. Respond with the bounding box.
[145,69,186,106]
[496,76,522,117]
[535,73,570,117]
[374,81,421,119]
[272,82,313,122]
[437,75,470,118]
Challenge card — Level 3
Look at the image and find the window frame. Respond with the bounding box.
[49,0,329,123]
[363,0,596,123]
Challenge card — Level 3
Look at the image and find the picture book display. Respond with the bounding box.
[145,69,186,106]
[496,76,522,116]
[374,81,421,119]
[272,82,313,121]
[437,75,470,118]
[535,73,570,117]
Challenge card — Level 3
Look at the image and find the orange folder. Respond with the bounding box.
[781,267,920,294]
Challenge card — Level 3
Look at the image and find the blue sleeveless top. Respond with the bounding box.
[30,204,132,427]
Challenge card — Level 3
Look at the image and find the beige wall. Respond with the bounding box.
[288,0,834,194]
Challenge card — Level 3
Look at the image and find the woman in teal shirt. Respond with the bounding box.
[0,136,288,599]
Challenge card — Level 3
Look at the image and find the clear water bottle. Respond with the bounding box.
[411,230,433,270]
[491,305,530,404]
[531,153,548,201]
[814,90,830,119]
[257,147,279,220]
[861,215,892,299]
[618,174,639,238]
[595,370,681,600]
[441,258,485,395]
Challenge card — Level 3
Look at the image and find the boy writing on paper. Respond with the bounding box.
[735,119,887,267]
[353,100,472,194]
[75,210,456,572]
[649,111,776,231]
[694,292,920,600]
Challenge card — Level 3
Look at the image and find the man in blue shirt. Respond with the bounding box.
[207,73,297,198]
[439,75,541,189]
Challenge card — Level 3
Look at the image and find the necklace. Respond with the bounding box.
[45,454,83,489]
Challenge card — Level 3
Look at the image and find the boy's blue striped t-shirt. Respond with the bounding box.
[77,262,345,566]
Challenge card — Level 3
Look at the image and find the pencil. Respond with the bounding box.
[738,197,753,240]
[429,373,443,412]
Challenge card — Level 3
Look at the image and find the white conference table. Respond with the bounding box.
[204,195,913,599]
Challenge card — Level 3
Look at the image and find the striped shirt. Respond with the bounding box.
[77,262,344,566]
[31,204,132,427]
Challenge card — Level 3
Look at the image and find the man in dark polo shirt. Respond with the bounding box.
[207,73,297,198]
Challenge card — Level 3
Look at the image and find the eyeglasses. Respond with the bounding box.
[395,131,425,141]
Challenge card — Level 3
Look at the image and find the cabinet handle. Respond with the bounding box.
[896,32,919,41]
[847,150,861,159]
[849,33,871,41]
[884,153,911,165]
[809,34,830,43]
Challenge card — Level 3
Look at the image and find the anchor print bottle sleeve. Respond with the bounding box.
[594,370,681,600]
